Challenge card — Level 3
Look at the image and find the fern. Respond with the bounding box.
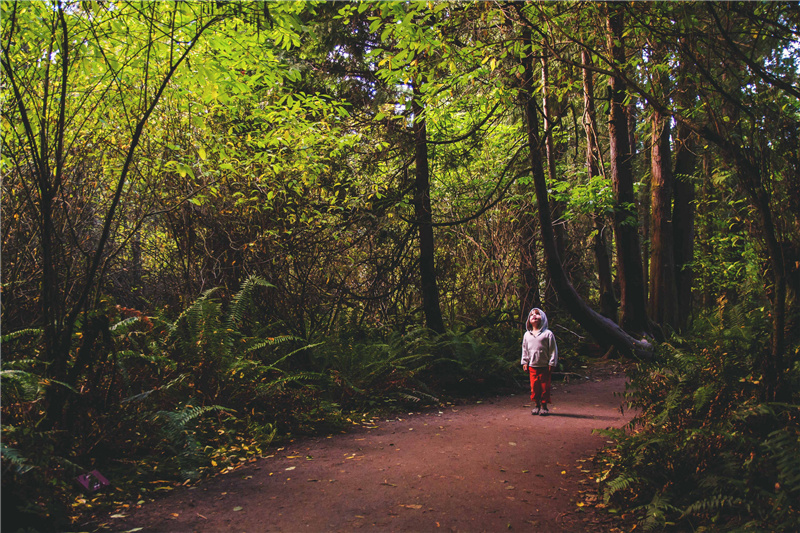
[154,404,226,439]
[1,442,34,474]
[605,474,638,501]
[640,492,680,531]
[110,316,144,333]
[225,274,274,331]
[0,370,43,403]
[0,328,43,343]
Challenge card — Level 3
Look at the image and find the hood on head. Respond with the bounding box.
[526,307,549,333]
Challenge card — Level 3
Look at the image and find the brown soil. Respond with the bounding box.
[111,370,631,532]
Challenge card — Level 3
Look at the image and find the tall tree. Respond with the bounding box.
[605,2,652,337]
[672,42,699,332]
[517,20,652,359]
[411,82,446,334]
[0,1,224,425]
[648,44,680,328]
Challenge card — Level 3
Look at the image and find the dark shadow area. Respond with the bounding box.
[543,413,621,421]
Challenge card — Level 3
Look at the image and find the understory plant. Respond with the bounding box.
[595,302,800,531]
[1,277,526,531]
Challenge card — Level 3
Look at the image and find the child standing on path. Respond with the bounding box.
[521,307,558,416]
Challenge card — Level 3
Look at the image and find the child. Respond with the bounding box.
[521,307,558,416]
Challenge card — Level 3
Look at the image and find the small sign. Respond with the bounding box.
[76,470,110,492]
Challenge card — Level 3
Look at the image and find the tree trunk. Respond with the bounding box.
[649,104,679,328]
[606,3,652,337]
[581,49,617,320]
[672,52,698,333]
[542,48,568,303]
[412,83,445,334]
[520,26,652,360]
[518,213,541,325]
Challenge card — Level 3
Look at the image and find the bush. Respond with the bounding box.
[595,309,800,531]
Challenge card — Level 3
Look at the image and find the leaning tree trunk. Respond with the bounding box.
[411,82,445,334]
[606,3,652,337]
[542,47,568,299]
[520,26,652,360]
[581,49,617,320]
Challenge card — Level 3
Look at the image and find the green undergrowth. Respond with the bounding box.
[594,306,800,531]
[2,277,545,532]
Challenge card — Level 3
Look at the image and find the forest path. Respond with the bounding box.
[112,373,631,532]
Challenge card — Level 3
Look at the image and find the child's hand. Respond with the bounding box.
[522,364,528,371]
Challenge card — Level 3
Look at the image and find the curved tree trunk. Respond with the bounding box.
[521,26,652,360]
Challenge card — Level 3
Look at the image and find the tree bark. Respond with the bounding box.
[542,48,568,298]
[672,50,698,333]
[412,83,445,334]
[606,3,652,337]
[649,104,679,328]
[518,213,541,325]
[520,26,652,360]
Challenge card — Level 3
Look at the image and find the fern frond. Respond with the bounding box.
[167,287,221,338]
[640,492,680,531]
[396,390,439,404]
[0,328,43,343]
[244,335,298,354]
[153,404,228,444]
[604,474,639,503]
[0,442,34,474]
[226,274,274,330]
[111,316,143,333]
[0,369,43,402]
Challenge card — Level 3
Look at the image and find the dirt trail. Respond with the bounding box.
[112,374,631,532]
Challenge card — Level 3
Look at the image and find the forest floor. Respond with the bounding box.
[109,362,634,532]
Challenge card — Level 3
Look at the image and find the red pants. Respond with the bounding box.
[528,366,552,405]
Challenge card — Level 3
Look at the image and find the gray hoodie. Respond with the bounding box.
[520,307,558,368]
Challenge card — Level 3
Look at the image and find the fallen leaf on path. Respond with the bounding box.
[285,466,296,471]
[400,504,422,509]
[508,442,517,446]
[233,506,243,512]
[110,514,126,518]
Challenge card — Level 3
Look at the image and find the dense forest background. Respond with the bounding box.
[2,1,799,531]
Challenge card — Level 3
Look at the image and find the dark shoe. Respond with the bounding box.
[531,406,540,415]
[540,405,549,416]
